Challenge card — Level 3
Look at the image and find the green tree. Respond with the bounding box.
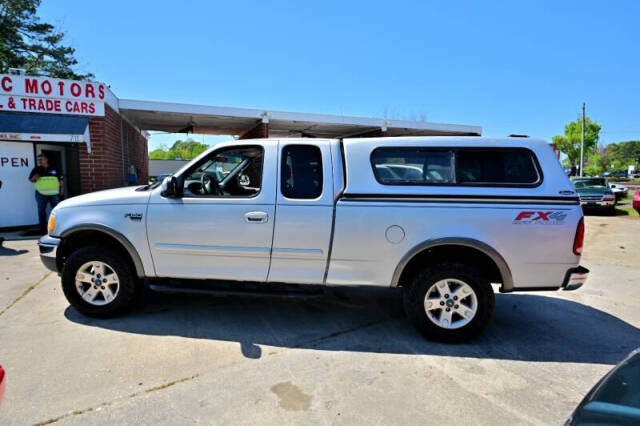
[552,117,601,167]
[149,148,169,160]
[608,141,640,169]
[148,140,210,160]
[0,0,92,79]
[584,154,603,177]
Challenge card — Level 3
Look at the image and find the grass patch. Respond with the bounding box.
[614,194,639,219]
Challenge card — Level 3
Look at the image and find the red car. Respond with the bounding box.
[0,364,4,404]
[634,190,640,214]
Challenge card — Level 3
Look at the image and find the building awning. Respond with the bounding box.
[0,112,92,153]
[118,99,482,139]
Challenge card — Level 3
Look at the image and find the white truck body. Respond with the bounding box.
[39,136,589,341]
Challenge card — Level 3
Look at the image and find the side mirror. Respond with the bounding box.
[161,176,181,198]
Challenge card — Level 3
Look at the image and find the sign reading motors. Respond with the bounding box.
[0,74,105,116]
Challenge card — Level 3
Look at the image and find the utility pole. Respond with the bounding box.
[579,103,586,177]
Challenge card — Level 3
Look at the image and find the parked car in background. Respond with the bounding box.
[571,177,616,215]
[604,170,629,179]
[634,190,640,214]
[0,364,5,405]
[566,348,640,425]
[608,182,629,201]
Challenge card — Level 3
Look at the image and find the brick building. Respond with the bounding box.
[0,73,148,228]
[81,104,148,194]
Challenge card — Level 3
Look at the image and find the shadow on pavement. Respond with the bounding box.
[64,288,640,364]
[0,240,29,256]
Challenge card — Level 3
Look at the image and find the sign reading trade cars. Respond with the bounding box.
[0,74,105,116]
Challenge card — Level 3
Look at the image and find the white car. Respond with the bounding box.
[39,137,588,342]
[608,182,629,200]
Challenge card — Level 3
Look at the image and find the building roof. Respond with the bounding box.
[118,99,481,139]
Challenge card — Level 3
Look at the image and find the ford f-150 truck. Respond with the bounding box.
[39,137,589,342]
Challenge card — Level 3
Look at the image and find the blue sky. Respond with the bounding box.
[39,0,640,150]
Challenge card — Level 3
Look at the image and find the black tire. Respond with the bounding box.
[403,262,495,342]
[607,206,616,216]
[61,245,138,318]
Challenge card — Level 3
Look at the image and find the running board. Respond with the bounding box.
[146,279,325,300]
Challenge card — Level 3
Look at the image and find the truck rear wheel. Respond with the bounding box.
[61,245,138,318]
[403,262,494,342]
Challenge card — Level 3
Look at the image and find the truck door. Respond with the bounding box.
[267,141,334,284]
[147,142,277,281]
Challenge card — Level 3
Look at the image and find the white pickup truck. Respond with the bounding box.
[39,137,589,342]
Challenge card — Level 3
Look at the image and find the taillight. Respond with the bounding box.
[573,217,585,255]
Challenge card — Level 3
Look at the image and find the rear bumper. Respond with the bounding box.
[38,235,60,273]
[562,266,589,291]
[506,265,589,293]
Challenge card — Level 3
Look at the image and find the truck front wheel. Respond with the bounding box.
[403,262,495,342]
[61,245,138,317]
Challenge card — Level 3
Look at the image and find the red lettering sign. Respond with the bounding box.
[41,80,52,95]
[85,84,95,98]
[1,76,11,92]
[25,78,38,94]
[70,83,81,97]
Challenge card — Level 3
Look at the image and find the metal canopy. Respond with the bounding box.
[118,99,482,138]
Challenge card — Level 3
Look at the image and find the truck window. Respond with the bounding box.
[372,147,541,186]
[371,149,454,184]
[182,146,264,197]
[455,149,540,185]
[281,145,323,199]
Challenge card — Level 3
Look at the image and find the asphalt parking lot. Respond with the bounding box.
[0,215,639,425]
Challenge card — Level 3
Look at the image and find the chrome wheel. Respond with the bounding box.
[75,261,120,306]
[423,279,478,329]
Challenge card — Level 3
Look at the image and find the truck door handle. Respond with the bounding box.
[244,211,268,223]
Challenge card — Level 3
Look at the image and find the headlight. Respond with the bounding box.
[47,214,55,234]
[603,195,615,201]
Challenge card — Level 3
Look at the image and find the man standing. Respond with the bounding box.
[28,154,63,234]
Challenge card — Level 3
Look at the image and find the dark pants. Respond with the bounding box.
[35,191,60,232]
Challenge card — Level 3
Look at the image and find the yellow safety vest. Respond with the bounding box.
[34,176,60,196]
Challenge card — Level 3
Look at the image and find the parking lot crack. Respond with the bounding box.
[293,317,393,349]
[0,271,52,317]
[33,374,199,425]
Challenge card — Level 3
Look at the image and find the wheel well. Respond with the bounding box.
[397,244,504,288]
[57,230,139,276]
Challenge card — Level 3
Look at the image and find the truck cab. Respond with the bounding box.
[147,139,337,284]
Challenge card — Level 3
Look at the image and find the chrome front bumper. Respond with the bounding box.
[38,235,60,273]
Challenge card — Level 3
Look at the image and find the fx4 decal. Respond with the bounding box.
[513,211,568,225]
